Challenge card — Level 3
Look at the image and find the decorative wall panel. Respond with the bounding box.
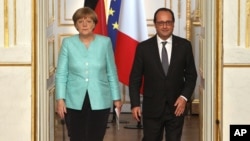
[58,0,84,26]
[199,38,204,78]
[223,0,250,64]
[0,67,31,141]
[48,86,55,141]
[47,36,56,78]
[48,0,55,25]
[0,0,32,63]
[223,68,250,141]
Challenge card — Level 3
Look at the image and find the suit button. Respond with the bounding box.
[85,78,89,82]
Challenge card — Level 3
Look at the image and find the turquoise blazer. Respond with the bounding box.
[56,34,121,110]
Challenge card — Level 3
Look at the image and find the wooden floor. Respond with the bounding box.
[55,113,199,141]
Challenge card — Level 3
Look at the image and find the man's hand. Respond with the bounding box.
[174,96,187,116]
[131,106,142,121]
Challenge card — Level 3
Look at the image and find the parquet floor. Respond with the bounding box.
[54,113,199,141]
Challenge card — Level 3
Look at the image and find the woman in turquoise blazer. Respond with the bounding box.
[56,7,122,141]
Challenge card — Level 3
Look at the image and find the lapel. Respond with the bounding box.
[151,36,161,61]
[150,35,180,77]
[150,35,167,76]
[168,35,178,74]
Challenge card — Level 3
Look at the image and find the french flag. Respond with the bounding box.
[112,0,148,86]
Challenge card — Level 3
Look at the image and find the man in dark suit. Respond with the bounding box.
[129,8,197,141]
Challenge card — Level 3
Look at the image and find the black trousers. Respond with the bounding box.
[142,104,185,141]
[142,115,184,141]
[65,94,110,141]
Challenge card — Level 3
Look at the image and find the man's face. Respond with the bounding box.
[154,11,174,40]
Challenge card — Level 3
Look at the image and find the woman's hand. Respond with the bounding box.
[113,100,122,114]
[57,99,67,119]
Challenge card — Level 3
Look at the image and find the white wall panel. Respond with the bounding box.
[58,0,84,25]
[223,68,250,141]
[0,46,31,62]
[0,0,32,63]
[223,0,250,64]
[0,67,31,141]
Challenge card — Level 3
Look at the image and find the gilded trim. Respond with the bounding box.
[192,0,201,26]
[47,37,56,78]
[4,0,9,48]
[58,0,61,25]
[0,63,31,66]
[186,0,191,40]
[199,39,204,78]
[223,63,250,67]
[14,0,17,45]
[31,0,37,140]
[246,0,250,48]
[215,0,223,141]
[48,0,55,25]
[63,0,73,21]
[58,34,74,49]
[170,0,172,9]
[58,0,73,26]
[238,0,240,46]
[49,86,56,141]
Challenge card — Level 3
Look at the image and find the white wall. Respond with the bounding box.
[222,0,250,140]
[0,0,33,141]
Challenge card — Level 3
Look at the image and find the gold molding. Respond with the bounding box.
[14,0,16,45]
[3,0,17,47]
[48,0,55,25]
[48,86,56,141]
[58,0,75,26]
[223,63,250,68]
[58,34,74,49]
[215,0,223,141]
[58,0,69,26]
[246,0,250,48]
[199,39,204,79]
[192,0,201,26]
[238,0,241,46]
[0,63,31,66]
[191,98,199,114]
[47,37,56,78]
[198,85,204,141]
[32,0,37,140]
[192,9,201,26]
[4,0,9,48]
[63,0,71,21]
[170,0,172,9]
[186,0,191,40]
[192,21,201,26]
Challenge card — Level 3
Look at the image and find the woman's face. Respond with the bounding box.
[75,16,95,36]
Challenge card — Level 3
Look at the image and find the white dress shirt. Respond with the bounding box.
[156,35,187,101]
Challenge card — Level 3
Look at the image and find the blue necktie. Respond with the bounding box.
[161,41,169,75]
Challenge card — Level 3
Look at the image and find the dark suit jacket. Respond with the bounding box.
[129,35,197,118]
